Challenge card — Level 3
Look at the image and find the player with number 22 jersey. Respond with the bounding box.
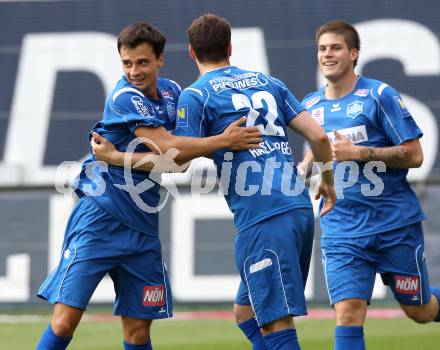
[176,66,312,232]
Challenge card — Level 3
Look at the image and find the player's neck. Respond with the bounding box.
[325,71,359,99]
[143,82,160,100]
[197,60,230,76]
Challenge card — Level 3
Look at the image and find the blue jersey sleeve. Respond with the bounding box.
[375,85,423,145]
[268,76,305,124]
[112,92,167,133]
[174,89,207,138]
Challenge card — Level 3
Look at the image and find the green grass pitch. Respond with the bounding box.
[1,317,439,349]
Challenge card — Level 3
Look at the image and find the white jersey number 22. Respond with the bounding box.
[231,91,285,136]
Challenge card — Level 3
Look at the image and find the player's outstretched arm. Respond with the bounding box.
[289,111,336,216]
[133,116,262,164]
[91,117,262,172]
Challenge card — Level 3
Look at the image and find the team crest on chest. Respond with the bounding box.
[346,100,364,119]
[311,107,324,125]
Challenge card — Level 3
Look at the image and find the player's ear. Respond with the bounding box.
[350,48,359,64]
[188,45,197,61]
[158,53,164,68]
[227,43,232,58]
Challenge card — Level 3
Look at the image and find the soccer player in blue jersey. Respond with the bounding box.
[35,22,261,350]
[301,20,440,350]
[172,14,335,350]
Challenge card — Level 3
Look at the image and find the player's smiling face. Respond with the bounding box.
[317,32,358,82]
[120,42,164,96]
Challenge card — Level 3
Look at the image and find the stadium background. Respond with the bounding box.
[0,0,439,309]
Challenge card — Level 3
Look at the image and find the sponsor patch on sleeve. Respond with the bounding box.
[177,105,188,127]
[393,96,411,118]
[304,96,320,108]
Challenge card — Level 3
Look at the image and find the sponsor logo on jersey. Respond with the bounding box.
[209,72,268,93]
[248,140,292,158]
[394,275,420,295]
[143,285,165,306]
[304,96,320,108]
[331,103,341,112]
[177,105,188,127]
[154,105,164,115]
[131,96,154,118]
[327,125,368,144]
[311,107,324,125]
[166,101,176,117]
[354,89,369,97]
[161,90,174,99]
[393,96,411,118]
[346,100,364,119]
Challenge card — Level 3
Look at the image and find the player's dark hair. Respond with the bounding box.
[316,20,361,67]
[117,22,166,58]
[187,13,231,63]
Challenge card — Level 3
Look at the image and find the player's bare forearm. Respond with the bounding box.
[107,151,179,172]
[159,134,228,164]
[109,136,223,172]
[356,139,423,169]
[288,111,335,214]
[135,117,261,165]
[91,132,187,173]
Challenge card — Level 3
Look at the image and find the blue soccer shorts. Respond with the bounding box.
[38,196,172,320]
[321,221,431,306]
[235,208,314,326]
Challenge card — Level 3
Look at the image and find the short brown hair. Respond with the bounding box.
[117,22,166,58]
[187,14,231,63]
[316,20,360,67]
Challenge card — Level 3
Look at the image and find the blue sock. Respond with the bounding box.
[430,287,440,322]
[238,318,268,349]
[36,324,72,350]
[263,328,300,350]
[334,326,365,350]
[123,340,152,349]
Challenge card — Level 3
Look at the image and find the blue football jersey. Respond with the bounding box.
[75,75,181,236]
[302,76,425,238]
[174,66,312,233]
